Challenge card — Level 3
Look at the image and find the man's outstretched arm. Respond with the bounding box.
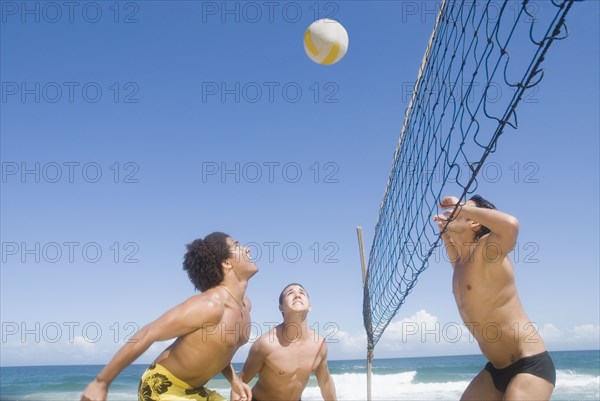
[81,295,222,401]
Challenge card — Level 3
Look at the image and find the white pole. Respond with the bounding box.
[356,226,372,401]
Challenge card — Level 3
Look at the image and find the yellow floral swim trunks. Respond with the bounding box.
[138,363,226,401]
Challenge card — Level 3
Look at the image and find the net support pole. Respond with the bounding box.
[356,226,372,401]
[357,226,368,286]
[367,345,374,401]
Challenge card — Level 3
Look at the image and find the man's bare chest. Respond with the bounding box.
[266,345,320,377]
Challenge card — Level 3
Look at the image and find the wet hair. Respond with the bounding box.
[183,232,232,292]
[278,283,308,305]
[469,195,497,240]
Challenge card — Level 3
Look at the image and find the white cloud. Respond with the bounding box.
[0,328,176,366]
[568,324,600,341]
[374,310,480,356]
[326,310,480,359]
[328,311,600,360]
[2,315,598,365]
[335,330,367,349]
[538,322,599,349]
[539,323,563,342]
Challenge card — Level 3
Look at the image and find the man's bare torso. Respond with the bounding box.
[452,240,546,367]
[155,290,251,388]
[253,327,324,401]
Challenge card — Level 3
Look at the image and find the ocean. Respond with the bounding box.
[1,350,598,400]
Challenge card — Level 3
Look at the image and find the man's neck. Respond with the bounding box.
[281,315,309,341]
[446,232,479,265]
[219,277,248,302]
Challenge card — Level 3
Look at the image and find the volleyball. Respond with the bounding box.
[303,19,349,65]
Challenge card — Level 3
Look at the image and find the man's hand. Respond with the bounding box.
[230,379,252,401]
[439,196,461,210]
[433,213,448,231]
[80,378,108,401]
[433,196,463,230]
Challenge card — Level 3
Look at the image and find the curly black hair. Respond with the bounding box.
[469,194,497,240]
[183,232,232,292]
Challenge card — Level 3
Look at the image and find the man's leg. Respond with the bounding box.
[503,373,554,401]
[460,369,503,401]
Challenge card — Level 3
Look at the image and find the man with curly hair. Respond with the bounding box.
[81,232,258,401]
[434,195,555,401]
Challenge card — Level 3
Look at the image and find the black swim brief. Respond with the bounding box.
[484,351,556,392]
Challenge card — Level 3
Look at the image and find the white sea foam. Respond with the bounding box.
[556,369,600,387]
[300,370,600,401]
[12,370,599,401]
[16,391,140,401]
[552,370,600,400]
[302,372,469,400]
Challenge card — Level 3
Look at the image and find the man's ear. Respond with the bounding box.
[279,303,283,313]
[221,259,232,272]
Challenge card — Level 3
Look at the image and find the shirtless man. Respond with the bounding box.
[239,283,337,401]
[434,195,555,401]
[81,232,256,401]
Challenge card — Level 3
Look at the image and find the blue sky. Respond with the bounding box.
[1,1,598,367]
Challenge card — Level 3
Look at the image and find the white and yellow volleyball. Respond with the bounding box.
[304,19,349,65]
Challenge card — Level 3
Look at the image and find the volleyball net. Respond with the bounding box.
[362,0,578,353]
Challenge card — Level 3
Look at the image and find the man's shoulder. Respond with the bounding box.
[309,327,324,338]
[253,326,280,344]
[186,287,223,304]
[474,235,515,268]
[247,328,281,357]
[307,329,325,344]
[181,289,226,321]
